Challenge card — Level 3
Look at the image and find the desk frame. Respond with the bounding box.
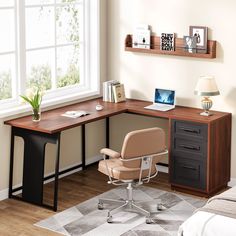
[8,118,110,211]
[5,98,231,211]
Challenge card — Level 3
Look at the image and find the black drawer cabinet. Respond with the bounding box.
[172,137,207,159]
[174,120,207,140]
[170,120,207,190]
[171,156,206,190]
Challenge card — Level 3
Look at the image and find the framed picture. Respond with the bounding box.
[183,36,197,53]
[160,33,175,51]
[189,26,208,53]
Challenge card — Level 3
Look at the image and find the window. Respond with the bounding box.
[0,0,99,116]
[0,1,16,102]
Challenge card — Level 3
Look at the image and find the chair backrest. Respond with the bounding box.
[121,127,166,168]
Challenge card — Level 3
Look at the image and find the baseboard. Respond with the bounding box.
[228,178,236,187]
[0,188,8,201]
[44,154,103,184]
[0,155,103,202]
[157,164,168,173]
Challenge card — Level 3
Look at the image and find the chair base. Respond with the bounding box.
[98,183,165,224]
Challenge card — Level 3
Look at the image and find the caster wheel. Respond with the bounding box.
[146,218,152,224]
[157,203,165,211]
[98,203,104,210]
[107,216,113,223]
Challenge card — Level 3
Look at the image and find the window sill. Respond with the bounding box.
[0,89,100,119]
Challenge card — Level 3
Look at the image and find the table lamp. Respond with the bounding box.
[194,76,220,116]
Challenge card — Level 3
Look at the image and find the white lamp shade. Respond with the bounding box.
[194,76,220,96]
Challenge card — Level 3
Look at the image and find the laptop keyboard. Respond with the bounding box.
[144,104,175,111]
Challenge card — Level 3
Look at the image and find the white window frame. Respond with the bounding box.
[0,0,100,118]
[0,3,18,107]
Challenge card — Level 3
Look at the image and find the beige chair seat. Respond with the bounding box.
[99,158,157,180]
[97,127,167,223]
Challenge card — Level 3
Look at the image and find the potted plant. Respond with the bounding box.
[20,88,43,122]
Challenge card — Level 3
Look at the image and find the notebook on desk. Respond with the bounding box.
[61,110,89,118]
[144,88,176,111]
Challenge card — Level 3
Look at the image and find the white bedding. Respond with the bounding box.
[178,211,236,236]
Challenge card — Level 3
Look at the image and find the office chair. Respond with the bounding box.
[97,127,168,223]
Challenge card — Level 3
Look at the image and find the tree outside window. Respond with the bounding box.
[0,0,83,101]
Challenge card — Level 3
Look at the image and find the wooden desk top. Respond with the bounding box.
[4,98,231,134]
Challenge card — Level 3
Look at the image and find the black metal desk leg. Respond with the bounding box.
[106,117,110,148]
[105,117,110,159]
[10,127,60,210]
[82,124,86,170]
[53,133,61,211]
[8,128,15,198]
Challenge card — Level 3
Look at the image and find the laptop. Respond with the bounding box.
[144,88,176,111]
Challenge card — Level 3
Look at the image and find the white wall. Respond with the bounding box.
[107,0,236,177]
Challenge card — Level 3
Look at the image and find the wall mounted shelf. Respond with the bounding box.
[125,34,217,59]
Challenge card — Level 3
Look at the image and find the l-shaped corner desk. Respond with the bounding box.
[4,97,232,211]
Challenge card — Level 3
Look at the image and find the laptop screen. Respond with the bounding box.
[154,88,175,105]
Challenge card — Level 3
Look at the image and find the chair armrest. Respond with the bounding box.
[100,148,121,159]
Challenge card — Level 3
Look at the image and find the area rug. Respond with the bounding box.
[35,186,206,236]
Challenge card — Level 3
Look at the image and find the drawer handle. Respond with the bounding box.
[179,127,200,134]
[179,144,200,151]
[182,165,197,171]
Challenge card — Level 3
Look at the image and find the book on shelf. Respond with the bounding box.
[160,33,175,51]
[133,24,151,49]
[103,80,120,102]
[112,84,126,103]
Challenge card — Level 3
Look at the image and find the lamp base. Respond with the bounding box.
[200,111,212,116]
[200,97,213,116]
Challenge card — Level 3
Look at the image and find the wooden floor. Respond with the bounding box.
[0,165,171,236]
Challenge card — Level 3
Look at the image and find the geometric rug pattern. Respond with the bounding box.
[35,186,206,236]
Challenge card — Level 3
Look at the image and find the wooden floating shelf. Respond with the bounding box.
[125,34,217,59]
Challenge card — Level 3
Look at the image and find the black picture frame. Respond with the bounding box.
[189,26,208,53]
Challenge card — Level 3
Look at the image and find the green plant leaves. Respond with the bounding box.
[20,88,42,109]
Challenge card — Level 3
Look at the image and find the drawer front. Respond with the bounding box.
[171,156,206,190]
[172,137,207,159]
[172,120,208,140]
